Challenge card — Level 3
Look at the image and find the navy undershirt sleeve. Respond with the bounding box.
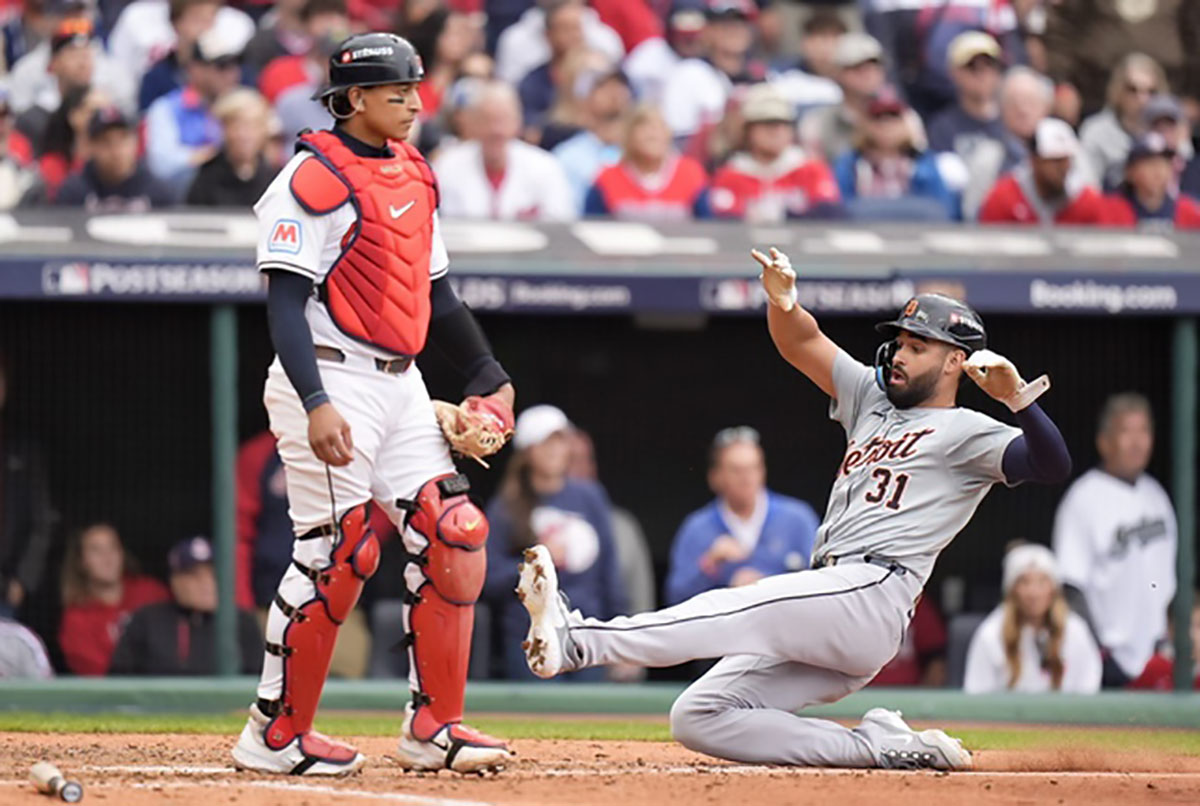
[427,276,511,397]
[265,270,328,412]
[1001,403,1072,484]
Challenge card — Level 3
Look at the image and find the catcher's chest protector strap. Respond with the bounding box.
[292,130,438,356]
[402,473,488,732]
[265,503,380,747]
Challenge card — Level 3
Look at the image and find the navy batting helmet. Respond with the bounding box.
[873,294,986,390]
[312,32,424,101]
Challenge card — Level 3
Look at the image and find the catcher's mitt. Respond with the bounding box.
[432,395,515,467]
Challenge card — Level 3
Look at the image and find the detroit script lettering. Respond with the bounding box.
[840,428,936,477]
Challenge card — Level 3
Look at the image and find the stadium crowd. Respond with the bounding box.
[0,0,1198,225]
[0,0,1196,687]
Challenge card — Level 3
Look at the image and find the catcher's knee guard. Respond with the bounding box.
[400,473,488,738]
[263,502,380,749]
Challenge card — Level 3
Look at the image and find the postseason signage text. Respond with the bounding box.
[3,212,1199,315]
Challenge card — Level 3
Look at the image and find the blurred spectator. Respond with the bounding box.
[961,65,1054,219]
[0,98,42,208]
[799,31,885,160]
[516,0,584,130]
[257,0,346,105]
[186,87,273,205]
[36,84,108,201]
[241,0,307,74]
[661,0,760,141]
[8,12,134,127]
[233,431,372,679]
[1128,598,1200,691]
[484,405,624,681]
[927,32,1005,167]
[710,82,842,221]
[832,87,959,219]
[1105,134,1200,230]
[494,0,623,87]
[1053,393,1177,688]
[552,68,631,213]
[1078,53,1166,191]
[400,6,483,121]
[1,0,60,73]
[665,427,818,605]
[13,15,96,142]
[137,0,221,112]
[964,543,1102,694]
[109,537,262,675]
[434,81,576,221]
[860,0,1023,120]
[870,597,947,686]
[1043,0,1200,121]
[588,0,677,105]
[107,0,253,86]
[534,47,613,150]
[0,617,53,678]
[764,19,842,115]
[55,106,173,210]
[783,10,847,79]
[666,6,706,62]
[1139,94,1194,188]
[272,29,338,155]
[145,27,242,196]
[585,103,710,219]
[0,353,54,619]
[978,117,1108,224]
[58,523,169,676]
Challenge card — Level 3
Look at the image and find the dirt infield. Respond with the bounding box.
[1,732,1198,806]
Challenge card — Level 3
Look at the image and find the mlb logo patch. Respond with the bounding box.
[269,219,302,254]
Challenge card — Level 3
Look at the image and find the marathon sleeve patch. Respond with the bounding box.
[268,218,303,254]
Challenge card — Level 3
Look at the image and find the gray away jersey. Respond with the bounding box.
[812,350,1022,582]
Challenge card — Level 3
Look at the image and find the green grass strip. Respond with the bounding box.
[2,712,1199,754]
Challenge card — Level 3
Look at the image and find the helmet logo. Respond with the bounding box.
[346,45,395,60]
[903,298,919,317]
[340,51,352,63]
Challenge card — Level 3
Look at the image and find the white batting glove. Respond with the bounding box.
[750,247,797,312]
[963,349,1051,413]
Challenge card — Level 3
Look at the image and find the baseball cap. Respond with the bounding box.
[168,536,214,573]
[947,30,1002,69]
[741,83,794,124]
[705,0,754,22]
[194,26,245,64]
[1126,131,1175,166]
[87,105,132,138]
[670,7,707,35]
[1001,543,1058,594]
[1142,93,1183,126]
[49,16,94,55]
[867,85,907,117]
[513,404,570,451]
[1031,117,1076,159]
[834,32,883,69]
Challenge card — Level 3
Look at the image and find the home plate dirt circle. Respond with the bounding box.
[1,733,1198,806]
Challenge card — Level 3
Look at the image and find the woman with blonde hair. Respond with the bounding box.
[584,103,710,220]
[964,543,1101,693]
[1079,53,1170,190]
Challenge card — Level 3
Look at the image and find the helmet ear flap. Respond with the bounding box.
[874,340,897,392]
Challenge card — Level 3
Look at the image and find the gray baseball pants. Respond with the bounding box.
[568,561,922,766]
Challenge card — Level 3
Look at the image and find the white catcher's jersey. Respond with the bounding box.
[1052,469,1177,678]
[253,151,451,361]
[812,350,1022,581]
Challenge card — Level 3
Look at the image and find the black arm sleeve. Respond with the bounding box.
[427,276,511,397]
[1000,403,1072,484]
[265,270,328,412]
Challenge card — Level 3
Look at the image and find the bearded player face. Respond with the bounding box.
[886,332,961,409]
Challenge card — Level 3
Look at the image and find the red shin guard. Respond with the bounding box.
[404,475,488,738]
[264,503,380,751]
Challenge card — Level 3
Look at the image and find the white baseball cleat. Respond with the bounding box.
[515,545,580,679]
[856,708,973,771]
[231,703,366,776]
[394,703,513,773]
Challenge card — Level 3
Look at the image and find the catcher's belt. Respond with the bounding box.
[314,345,413,375]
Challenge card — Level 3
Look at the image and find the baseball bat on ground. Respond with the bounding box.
[29,762,83,802]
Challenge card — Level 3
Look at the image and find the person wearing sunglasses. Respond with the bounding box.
[1078,52,1166,191]
[665,426,819,605]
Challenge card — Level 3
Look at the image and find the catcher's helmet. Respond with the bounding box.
[312,32,424,101]
[873,294,985,391]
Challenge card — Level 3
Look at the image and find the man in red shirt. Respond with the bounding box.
[978,117,1107,225]
[1105,133,1200,230]
[709,83,842,222]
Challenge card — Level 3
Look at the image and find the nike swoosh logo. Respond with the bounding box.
[389,201,416,219]
[464,518,481,531]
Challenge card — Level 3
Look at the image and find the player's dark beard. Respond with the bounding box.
[886,365,940,409]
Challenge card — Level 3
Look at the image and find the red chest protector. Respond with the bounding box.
[291,130,438,356]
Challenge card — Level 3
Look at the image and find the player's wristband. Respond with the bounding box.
[302,390,331,412]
